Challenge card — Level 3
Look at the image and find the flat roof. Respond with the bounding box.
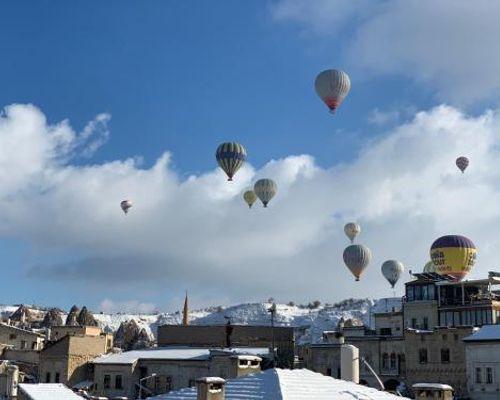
[412,383,453,390]
[93,347,270,365]
[464,325,499,342]
[19,383,83,400]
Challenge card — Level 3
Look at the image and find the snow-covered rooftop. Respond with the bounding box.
[149,368,410,400]
[93,347,269,365]
[19,383,83,400]
[464,325,498,342]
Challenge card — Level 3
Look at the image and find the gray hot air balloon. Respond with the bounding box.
[381,260,404,288]
[120,200,132,215]
[456,156,469,173]
[254,179,277,208]
[344,222,361,243]
[343,244,372,281]
[315,69,351,113]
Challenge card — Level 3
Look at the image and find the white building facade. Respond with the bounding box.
[464,325,500,399]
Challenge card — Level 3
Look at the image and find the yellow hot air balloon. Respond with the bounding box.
[430,235,476,281]
[243,190,257,208]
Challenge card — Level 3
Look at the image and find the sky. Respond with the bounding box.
[2,0,500,313]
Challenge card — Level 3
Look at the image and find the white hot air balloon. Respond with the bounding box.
[121,200,132,215]
[381,260,404,288]
[254,179,277,208]
[315,69,351,113]
[344,222,361,243]
[343,244,372,281]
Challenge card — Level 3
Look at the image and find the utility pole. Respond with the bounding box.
[268,302,277,366]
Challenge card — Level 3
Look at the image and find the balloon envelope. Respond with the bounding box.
[121,200,132,214]
[430,235,476,281]
[381,260,404,288]
[344,222,361,243]
[243,190,257,208]
[343,244,372,281]
[423,260,436,273]
[456,156,469,173]
[216,142,247,181]
[315,69,351,113]
[254,179,277,207]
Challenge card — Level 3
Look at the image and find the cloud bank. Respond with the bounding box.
[271,0,500,104]
[2,103,500,307]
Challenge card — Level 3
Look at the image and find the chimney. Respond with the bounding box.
[196,377,226,400]
[340,344,359,384]
[6,364,19,398]
[230,355,262,377]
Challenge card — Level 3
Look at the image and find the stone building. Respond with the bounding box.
[464,324,500,399]
[91,347,268,399]
[157,324,294,368]
[404,326,474,397]
[49,325,107,342]
[305,319,405,390]
[39,332,110,387]
[0,323,44,350]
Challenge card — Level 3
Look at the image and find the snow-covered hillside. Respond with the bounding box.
[0,298,402,344]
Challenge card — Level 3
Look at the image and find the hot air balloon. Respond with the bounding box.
[254,179,277,208]
[344,222,361,243]
[243,190,257,209]
[315,69,351,113]
[120,200,132,215]
[423,260,436,274]
[456,156,469,173]
[216,142,247,181]
[430,235,476,281]
[343,244,372,281]
[381,260,404,288]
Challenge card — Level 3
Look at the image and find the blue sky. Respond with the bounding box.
[1,1,500,312]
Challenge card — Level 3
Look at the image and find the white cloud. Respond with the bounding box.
[98,299,157,314]
[271,0,500,104]
[4,103,500,307]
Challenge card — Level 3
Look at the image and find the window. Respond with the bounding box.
[55,372,60,383]
[104,375,111,389]
[154,375,160,389]
[486,367,493,384]
[9,334,16,340]
[115,375,123,390]
[20,340,26,349]
[31,341,37,350]
[166,376,172,392]
[407,286,414,301]
[476,367,482,383]
[442,334,447,341]
[411,318,417,329]
[188,379,195,387]
[423,317,429,330]
[382,353,389,369]
[326,368,332,376]
[419,349,428,364]
[380,328,392,336]
[45,372,51,383]
[441,348,450,363]
[390,353,396,369]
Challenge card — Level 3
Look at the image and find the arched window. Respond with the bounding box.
[390,353,396,369]
[382,353,389,369]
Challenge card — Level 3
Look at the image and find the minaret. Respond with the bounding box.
[183,291,189,326]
